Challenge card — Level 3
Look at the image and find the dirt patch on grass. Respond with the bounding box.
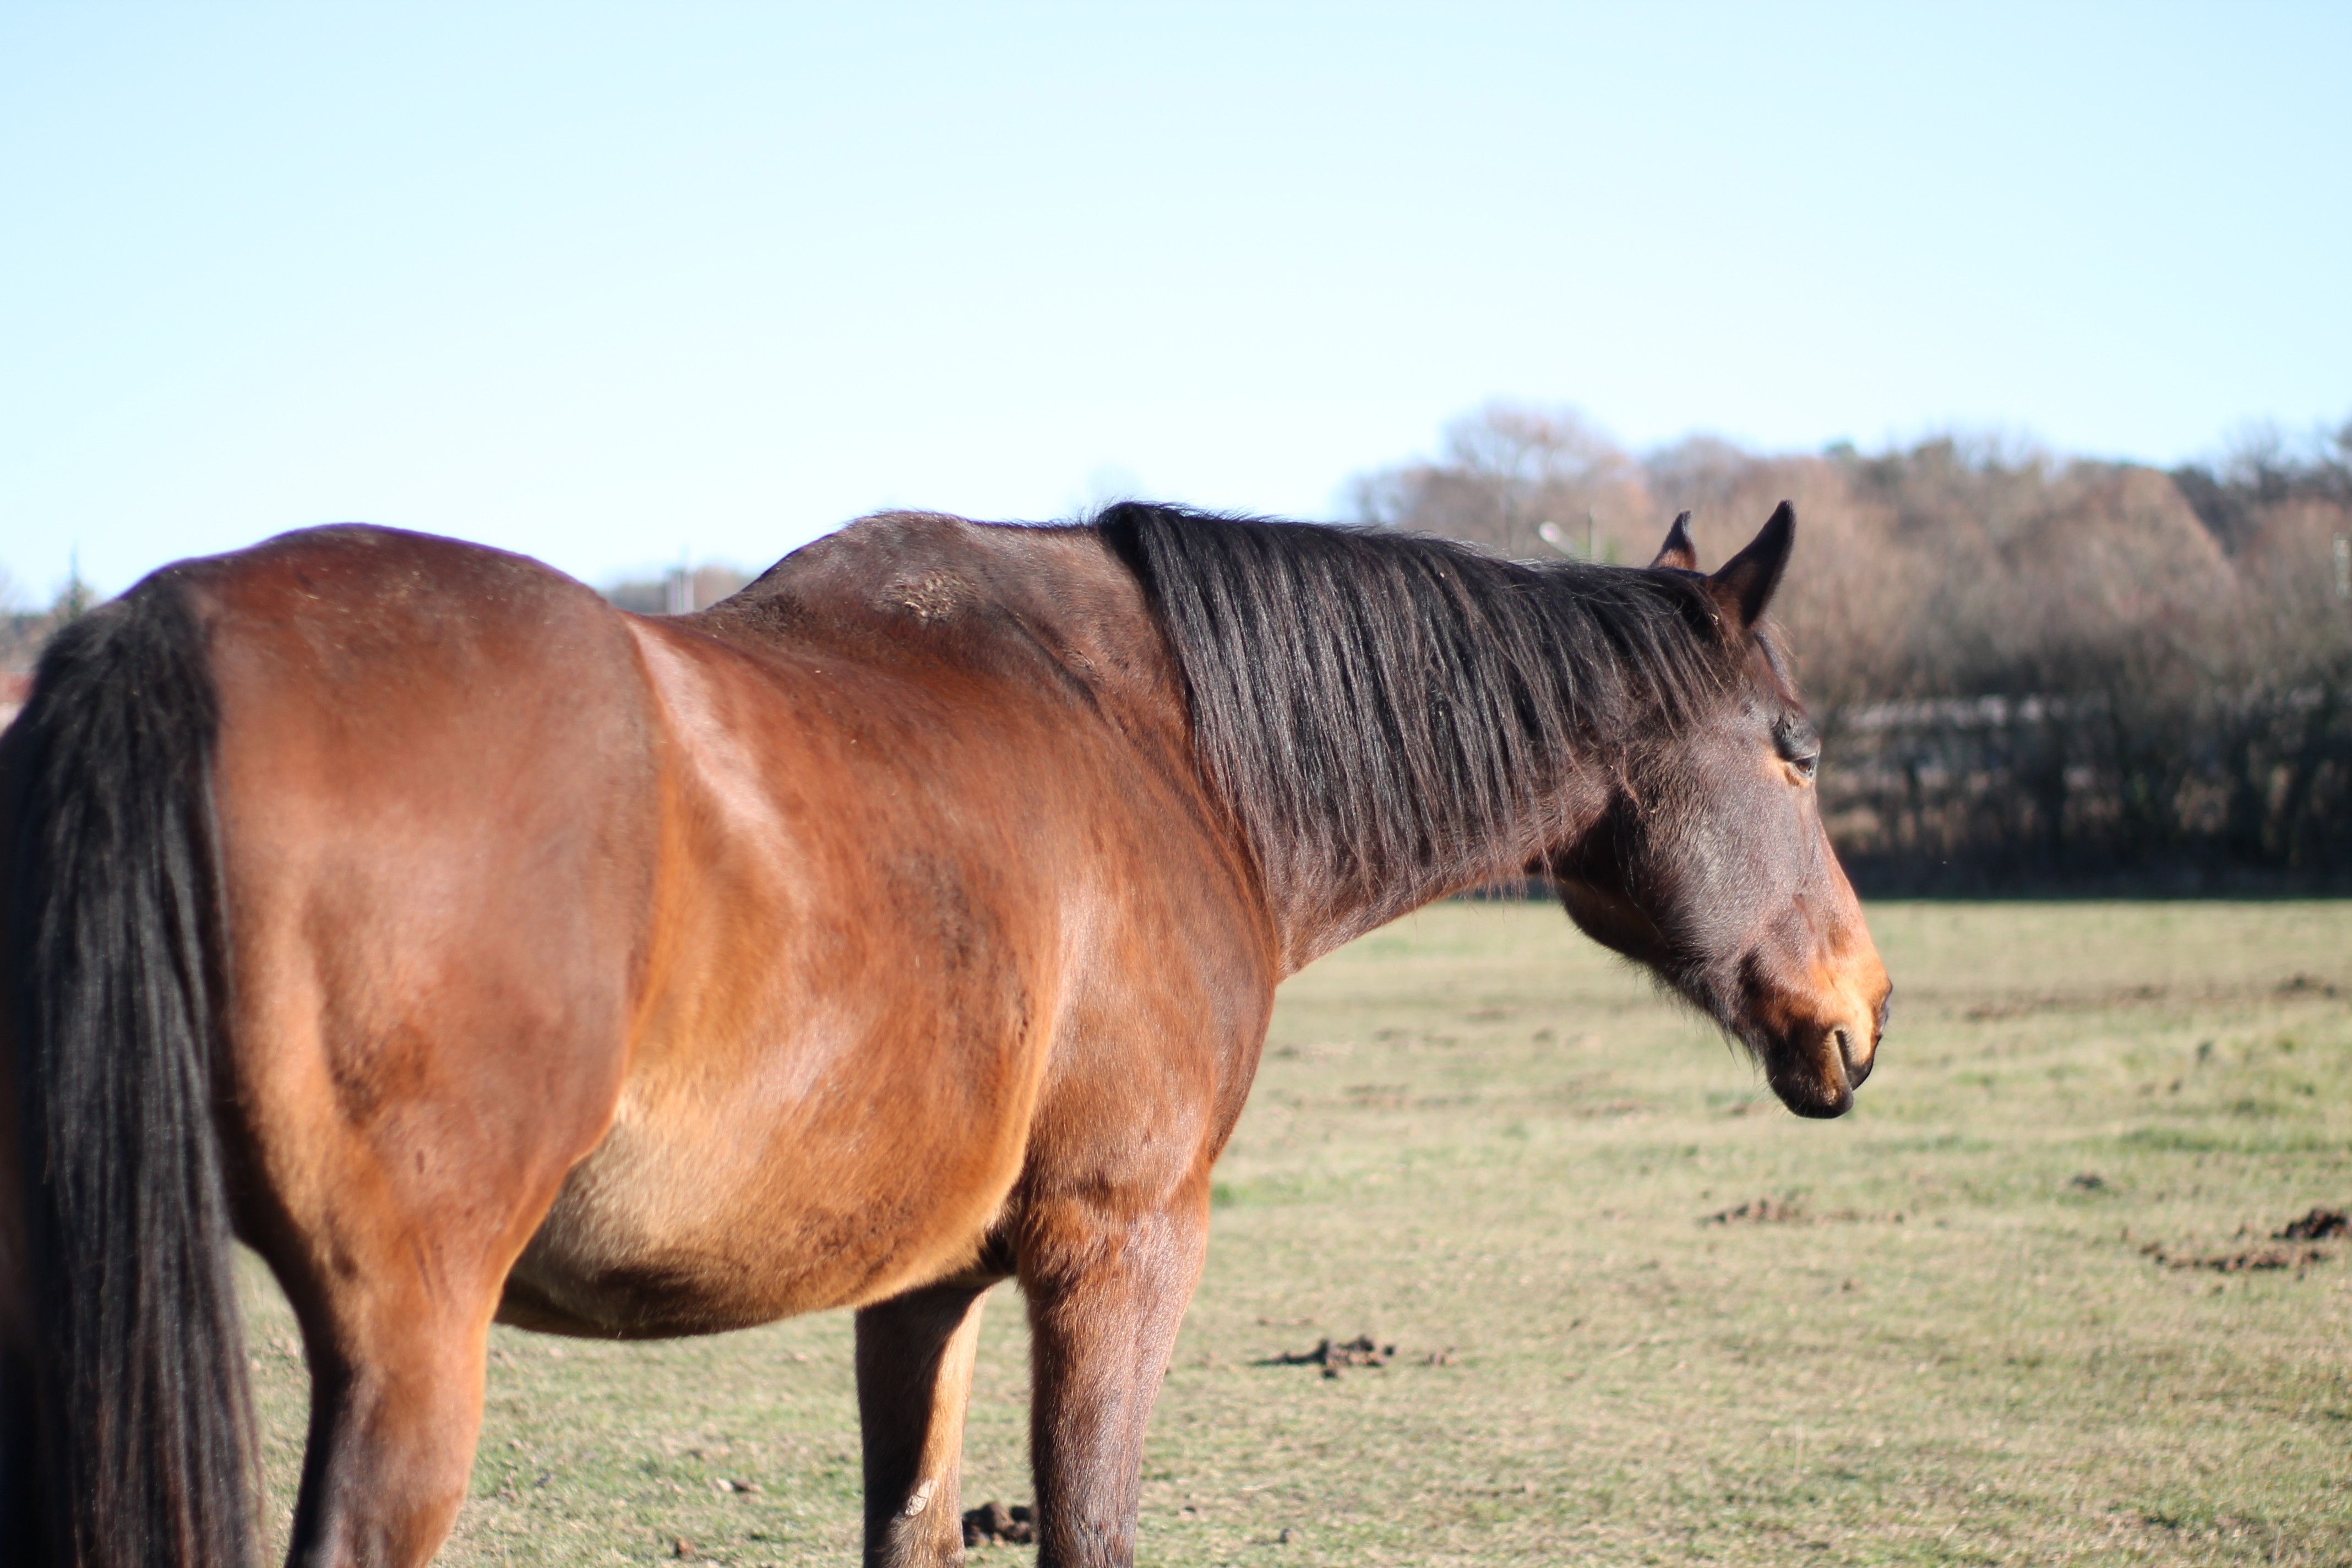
[2275,973,2343,999]
[1698,1194,1913,1225]
[2277,1206,2349,1240]
[1701,1196,1806,1224]
[2140,1207,2346,1272]
[1951,973,2343,1021]
[2144,1242,2331,1273]
[1962,983,2165,1020]
[1261,1333,1400,1378]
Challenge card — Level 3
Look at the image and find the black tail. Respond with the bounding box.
[4,576,257,1568]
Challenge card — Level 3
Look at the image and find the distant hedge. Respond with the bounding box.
[1357,407,2352,888]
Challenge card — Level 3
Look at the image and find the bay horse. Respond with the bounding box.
[1,500,1888,1568]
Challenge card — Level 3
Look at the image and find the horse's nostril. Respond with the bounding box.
[1835,1026,1873,1088]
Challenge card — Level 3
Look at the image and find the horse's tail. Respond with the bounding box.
[5,574,257,1568]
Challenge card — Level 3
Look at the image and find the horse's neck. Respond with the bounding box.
[1270,763,1617,972]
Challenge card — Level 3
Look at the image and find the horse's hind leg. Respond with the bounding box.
[226,923,630,1566]
[856,1279,997,1566]
[274,1243,500,1567]
[248,1101,598,1568]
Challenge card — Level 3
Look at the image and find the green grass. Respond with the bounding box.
[239,901,2352,1565]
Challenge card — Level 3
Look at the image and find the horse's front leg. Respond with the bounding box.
[1020,1193,1211,1568]
[856,1279,997,1566]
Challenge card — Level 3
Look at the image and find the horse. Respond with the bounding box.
[1,499,1889,1568]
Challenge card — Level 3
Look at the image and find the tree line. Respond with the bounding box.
[1352,405,2352,890]
[7,411,2347,889]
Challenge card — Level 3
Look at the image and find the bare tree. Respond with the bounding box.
[1349,403,1652,562]
[1349,407,2352,884]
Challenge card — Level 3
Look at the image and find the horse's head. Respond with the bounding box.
[1551,504,1891,1118]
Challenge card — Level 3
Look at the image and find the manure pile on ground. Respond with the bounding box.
[2139,1206,2347,1273]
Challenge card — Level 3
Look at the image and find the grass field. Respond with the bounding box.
[239,901,2352,1566]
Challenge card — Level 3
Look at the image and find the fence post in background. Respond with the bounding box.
[665,565,693,616]
[2334,535,2349,601]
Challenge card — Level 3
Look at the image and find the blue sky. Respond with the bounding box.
[4,3,2347,600]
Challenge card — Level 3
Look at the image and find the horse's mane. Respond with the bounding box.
[1097,502,1736,915]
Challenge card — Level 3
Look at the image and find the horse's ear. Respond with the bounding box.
[1648,511,1698,571]
[1707,502,1795,629]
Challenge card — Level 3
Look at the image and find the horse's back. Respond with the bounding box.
[503,513,1279,1334]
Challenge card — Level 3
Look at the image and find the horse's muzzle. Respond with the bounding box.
[1774,1049,1856,1119]
[1754,967,1889,1118]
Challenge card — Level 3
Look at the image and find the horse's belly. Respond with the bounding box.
[498,1077,1025,1338]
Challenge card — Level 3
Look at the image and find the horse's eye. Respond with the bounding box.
[1772,715,1819,781]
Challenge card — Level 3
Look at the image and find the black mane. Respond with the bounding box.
[1098,503,1735,920]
